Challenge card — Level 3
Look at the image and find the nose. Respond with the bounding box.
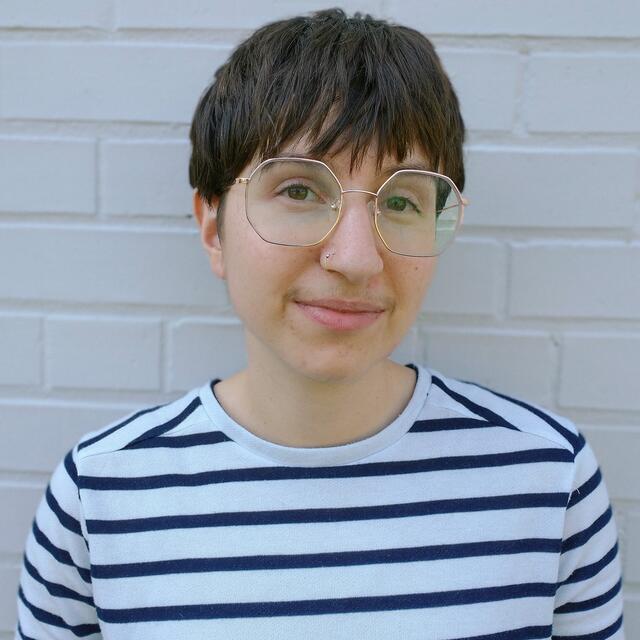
[319,191,384,283]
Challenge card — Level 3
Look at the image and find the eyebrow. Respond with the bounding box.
[276,152,433,176]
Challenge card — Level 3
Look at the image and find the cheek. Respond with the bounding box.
[396,259,436,309]
[224,243,304,318]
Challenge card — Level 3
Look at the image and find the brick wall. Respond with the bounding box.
[0,1,638,635]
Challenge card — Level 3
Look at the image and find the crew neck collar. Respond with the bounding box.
[197,363,431,467]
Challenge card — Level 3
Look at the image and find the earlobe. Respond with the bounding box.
[192,189,225,279]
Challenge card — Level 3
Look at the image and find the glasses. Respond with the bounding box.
[233,157,468,257]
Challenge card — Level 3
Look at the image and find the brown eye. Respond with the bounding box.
[287,185,310,200]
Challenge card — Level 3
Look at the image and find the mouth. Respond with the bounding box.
[294,301,385,331]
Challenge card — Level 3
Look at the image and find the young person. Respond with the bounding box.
[16,9,624,639]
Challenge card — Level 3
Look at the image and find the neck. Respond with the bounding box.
[214,339,416,448]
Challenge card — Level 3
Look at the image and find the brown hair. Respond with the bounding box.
[188,8,465,239]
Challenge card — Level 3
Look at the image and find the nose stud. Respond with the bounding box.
[323,250,336,267]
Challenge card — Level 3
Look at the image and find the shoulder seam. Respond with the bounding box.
[429,373,578,456]
[76,391,205,461]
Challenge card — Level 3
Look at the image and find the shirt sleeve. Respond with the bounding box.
[552,431,625,639]
[15,445,102,639]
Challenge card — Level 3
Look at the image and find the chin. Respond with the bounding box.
[285,348,387,384]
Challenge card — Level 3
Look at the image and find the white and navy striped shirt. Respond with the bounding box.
[16,363,625,639]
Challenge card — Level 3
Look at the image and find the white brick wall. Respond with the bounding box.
[466,148,636,229]
[0,138,96,214]
[101,140,192,216]
[0,1,638,635]
[526,54,640,133]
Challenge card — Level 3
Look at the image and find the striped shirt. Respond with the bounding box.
[16,363,625,639]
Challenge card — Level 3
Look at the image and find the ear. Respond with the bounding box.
[193,188,225,280]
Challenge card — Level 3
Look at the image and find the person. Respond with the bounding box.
[15,8,624,639]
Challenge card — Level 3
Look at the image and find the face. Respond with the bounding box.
[194,140,438,384]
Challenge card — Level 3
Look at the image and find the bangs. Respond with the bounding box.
[249,19,452,176]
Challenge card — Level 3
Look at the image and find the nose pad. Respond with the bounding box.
[334,192,378,221]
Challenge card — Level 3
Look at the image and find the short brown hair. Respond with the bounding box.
[188,8,465,239]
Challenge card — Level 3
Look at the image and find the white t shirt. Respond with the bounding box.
[16,363,625,639]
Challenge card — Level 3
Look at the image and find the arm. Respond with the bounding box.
[552,432,625,639]
[15,446,101,639]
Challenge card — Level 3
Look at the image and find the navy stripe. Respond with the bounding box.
[86,491,568,534]
[45,485,82,536]
[552,612,623,640]
[554,578,622,614]
[561,506,611,553]
[122,396,202,449]
[408,416,492,433]
[431,375,523,432]
[124,430,232,449]
[453,376,583,455]
[18,586,100,637]
[63,449,78,486]
[31,520,91,584]
[91,537,561,579]
[568,468,602,508]
[78,403,168,451]
[454,625,551,640]
[78,447,573,491]
[560,542,618,586]
[96,582,556,622]
[23,554,94,606]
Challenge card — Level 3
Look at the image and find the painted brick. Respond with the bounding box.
[623,600,640,638]
[526,54,640,133]
[0,315,40,386]
[425,329,556,406]
[509,243,640,320]
[623,512,640,583]
[0,138,95,214]
[115,1,640,39]
[438,50,519,132]
[384,0,640,38]
[0,44,227,123]
[46,316,162,391]
[423,239,505,316]
[581,426,640,503]
[0,0,111,28]
[169,319,247,391]
[0,402,132,472]
[0,227,227,307]
[465,147,636,229]
[101,140,192,217]
[0,566,20,633]
[0,485,43,555]
[559,333,640,412]
[114,0,382,29]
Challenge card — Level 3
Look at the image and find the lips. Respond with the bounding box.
[295,298,385,313]
[294,299,385,331]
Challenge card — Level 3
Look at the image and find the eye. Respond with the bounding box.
[276,182,323,203]
[384,195,421,214]
[286,184,313,201]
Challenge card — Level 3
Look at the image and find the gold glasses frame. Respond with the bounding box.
[233,157,468,257]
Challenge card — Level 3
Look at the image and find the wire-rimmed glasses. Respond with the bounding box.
[233,157,467,257]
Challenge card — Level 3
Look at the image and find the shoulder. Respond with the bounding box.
[72,382,212,463]
[421,365,584,458]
